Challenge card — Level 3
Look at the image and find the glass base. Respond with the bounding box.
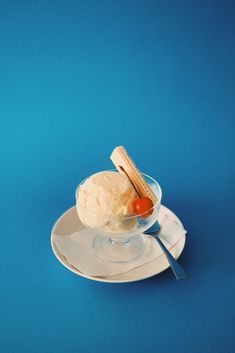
[92,234,146,263]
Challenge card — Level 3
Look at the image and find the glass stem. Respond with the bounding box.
[109,237,130,245]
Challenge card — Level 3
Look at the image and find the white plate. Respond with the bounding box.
[51,205,186,283]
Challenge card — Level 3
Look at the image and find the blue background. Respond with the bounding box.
[1,0,235,352]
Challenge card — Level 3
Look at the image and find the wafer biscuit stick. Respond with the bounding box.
[110,146,158,204]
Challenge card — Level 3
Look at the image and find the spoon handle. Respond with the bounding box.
[154,235,187,280]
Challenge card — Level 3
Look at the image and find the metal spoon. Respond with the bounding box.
[144,222,187,280]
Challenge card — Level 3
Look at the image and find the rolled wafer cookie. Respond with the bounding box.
[110,146,158,204]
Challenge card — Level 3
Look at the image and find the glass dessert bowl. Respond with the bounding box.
[76,172,162,263]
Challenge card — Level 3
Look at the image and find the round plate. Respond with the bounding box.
[51,205,186,283]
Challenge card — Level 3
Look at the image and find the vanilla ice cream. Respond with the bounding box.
[76,171,138,231]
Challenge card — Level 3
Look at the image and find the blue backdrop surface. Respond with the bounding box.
[1,1,235,353]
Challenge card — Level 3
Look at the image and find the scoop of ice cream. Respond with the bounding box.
[76,171,138,230]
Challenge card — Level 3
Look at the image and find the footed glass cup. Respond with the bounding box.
[76,172,162,263]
